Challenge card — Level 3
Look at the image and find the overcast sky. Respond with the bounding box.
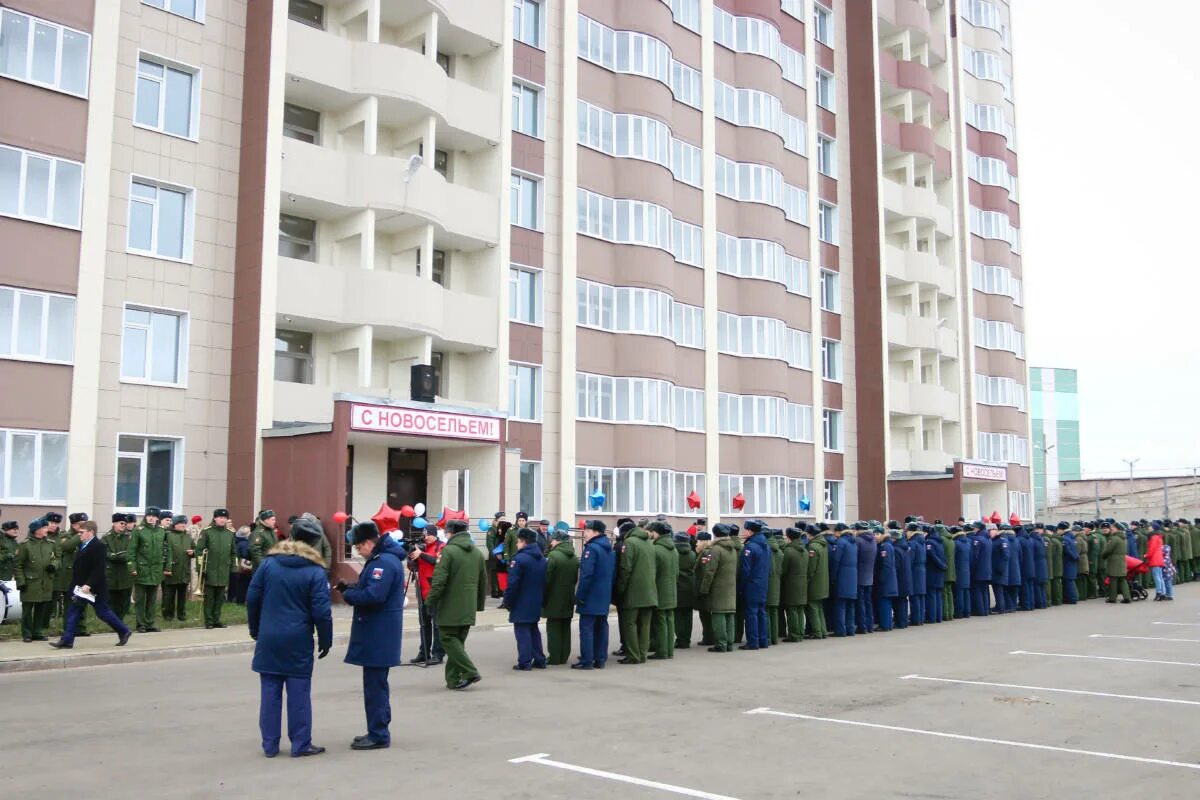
[1012,0,1200,479]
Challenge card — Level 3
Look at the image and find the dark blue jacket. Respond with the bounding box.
[1032,533,1049,582]
[247,544,334,678]
[1017,531,1036,582]
[503,543,547,624]
[873,538,898,597]
[1126,530,1138,558]
[908,534,927,593]
[833,533,858,600]
[738,533,771,605]
[953,535,972,587]
[971,531,993,582]
[575,534,615,616]
[1004,533,1022,586]
[991,535,1009,583]
[855,533,877,588]
[1062,533,1079,580]
[342,535,406,668]
[893,537,911,596]
[924,534,947,591]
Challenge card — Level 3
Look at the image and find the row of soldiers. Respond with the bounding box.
[1,506,334,642]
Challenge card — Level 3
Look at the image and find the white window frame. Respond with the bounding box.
[133,52,202,141]
[818,201,838,244]
[113,433,185,513]
[510,171,542,231]
[0,144,84,229]
[822,409,844,452]
[513,0,544,49]
[824,479,844,521]
[0,285,75,364]
[120,304,190,388]
[509,264,543,326]
[813,3,834,46]
[511,80,544,139]
[126,177,196,262]
[817,135,837,178]
[519,460,542,519]
[819,269,841,313]
[0,8,91,97]
[142,0,206,23]
[815,69,836,111]
[0,427,69,504]
[821,338,843,382]
[508,361,542,421]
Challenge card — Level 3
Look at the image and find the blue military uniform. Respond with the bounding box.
[873,535,898,631]
[924,527,947,623]
[971,527,993,616]
[953,530,972,618]
[1061,529,1080,604]
[855,527,877,634]
[1032,529,1050,608]
[893,532,911,628]
[738,524,771,649]
[832,528,858,636]
[1017,528,1036,610]
[574,526,615,669]
[1004,529,1022,612]
[907,527,927,626]
[504,539,548,669]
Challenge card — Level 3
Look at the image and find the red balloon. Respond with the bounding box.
[399,505,416,518]
[332,511,349,525]
[732,492,746,511]
[686,490,701,510]
[372,504,402,534]
[577,519,586,530]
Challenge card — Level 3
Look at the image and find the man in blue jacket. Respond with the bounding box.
[952,527,972,618]
[503,528,548,670]
[892,525,911,629]
[832,524,858,637]
[873,528,897,631]
[573,520,615,670]
[1031,524,1050,609]
[971,523,993,616]
[1004,526,1022,613]
[1017,526,1036,611]
[738,521,771,650]
[1061,524,1080,604]
[924,524,947,623]
[335,521,406,751]
[854,522,876,634]
[989,526,1009,613]
[247,517,333,759]
[906,524,927,626]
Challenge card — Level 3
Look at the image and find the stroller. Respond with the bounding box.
[1125,555,1149,601]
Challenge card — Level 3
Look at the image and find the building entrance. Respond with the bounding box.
[387,449,428,535]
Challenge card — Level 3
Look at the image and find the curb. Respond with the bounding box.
[0,623,508,673]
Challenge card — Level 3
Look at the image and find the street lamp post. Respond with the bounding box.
[1035,436,1056,518]
[1121,458,1140,516]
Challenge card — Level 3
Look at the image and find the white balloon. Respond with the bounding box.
[414,502,426,516]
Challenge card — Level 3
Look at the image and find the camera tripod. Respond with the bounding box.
[400,554,440,668]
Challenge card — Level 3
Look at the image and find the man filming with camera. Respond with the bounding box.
[408,526,445,666]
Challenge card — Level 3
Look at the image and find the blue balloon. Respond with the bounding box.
[412,517,428,530]
[799,496,811,512]
[479,518,491,532]
[588,490,606,510]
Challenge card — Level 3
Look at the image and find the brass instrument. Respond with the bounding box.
[193,549,207,596]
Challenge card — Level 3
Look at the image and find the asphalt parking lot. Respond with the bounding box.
[4,591,1199,799]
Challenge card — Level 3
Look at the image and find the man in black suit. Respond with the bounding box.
[51,521,132,648]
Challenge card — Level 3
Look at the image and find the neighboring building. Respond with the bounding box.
[1049,475,1200,524]
[0,0,1034,561]
[1030,366,1081,514]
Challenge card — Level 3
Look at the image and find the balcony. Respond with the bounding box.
[882,178,954,233]
[890,380,960,421]
[889,312,960,355]
[436,0,503,47]
[878,51,950,119]
[276,256,498,351]
[884,244,956,294]
[883,116,952,177]
[889,446,956,475]
[285,20,501,149]
[280,138,498,249]
[877,0,946,63]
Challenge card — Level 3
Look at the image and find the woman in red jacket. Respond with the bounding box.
[1145,524,1166,600]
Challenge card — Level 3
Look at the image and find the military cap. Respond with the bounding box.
[615,517,634,528]
[144,507,161,518]
[696,532,713,541]
[1,521,18,531]
[111,512,126,523]
[1116,522,1128,531]
[905,522,919,532]
[257,509,276,521]
[949,526,961,533]
[672,532,690,544]
[806,523,820,535]
[744,519,765,533]
[213,508,230,519]
[124,513,137,524]
[853,521,869,530]
[712,523,733,538]
[45,512,63,523]
[585,519,606,534]
[350,520,380,544]
[171,514,189,526]
[904,515,916,524]
[68,512,88,524]
[654,514,668,523]
[887,520,900,530]
[818,522,830,532]
[785,527,804,540]
[834,522,849,532]
[515,511,529,521]
[647,521,673,536]
[29,517,48,533]
[1056,522,1068,530]
[289,516,324,548]
[1071,523,1084,531]
[445,519,469,534]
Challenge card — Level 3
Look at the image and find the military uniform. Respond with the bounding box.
[779,531,809,641]
[1048,531,1064,605]
[805,532,830,638]
[1087,528,1104,599]
[649,526,679,659]
[693,536,714,646]
[1101,529,1130,602]
[425,524,487,689]
[941,527,956,621]
[129,517,168,630]
[16,525,57,641]
[248,518,278,573]
[542,536,578,665]
[673,535,697,649]
[614,527,657,663]
[104,519,135,620]
[699,529,738,651]
[766,532,783,644]
[162,522,195,620]
[1075,526,1091,601]
[0,526,18,580]
[195,520,238,627]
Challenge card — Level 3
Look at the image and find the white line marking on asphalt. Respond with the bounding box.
[509,753,742,799]
[1153,622,1200,627]
[1089,634,1200,643]
[1009,650,1200,667]
[744,708,1200,771]
[898,674,1200,707]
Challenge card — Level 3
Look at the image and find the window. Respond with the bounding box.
[512,81,543,138]
[713,80,806,154]
[288,0,325,29]
[969,207,1020,251]
[821,338,842,381]
[509,363,541,421]
[509,266,542,325]
[576,279,703,349]
[0,8,90,96]
[975,374,1026,410]
[577,100,702,187]
[115,435,182,511]
[274,329,313,384]
[520,461,542,518]
[283,103,320,144]
[0,144,83,229]
[577,466,705,515]
[576,372,704,431]
[279,214,317,260]
[576,188,701,265]
[578,15,702,110]
[511,173,541,230]
[818,201,838,244]
[436,52,451,75]
[715,234,811,295]
[978,432,1029,466]
[824,480,844,521]
[814,3,833,46]
[514,0,543,48]
[662,0,701,32]
[0,286,75,363]
[972,262,1022,305]
[974,318,1025,357]
[1008,491,1031,521]
[416,248,447,286]
[822,409,843,451]
[719,474,814,517]
[718,393,813,442]
[819,270,840,313]
[142,0,203,22]
[127,179,193,261]
[817,136,836,178]
[0,427,67,503]
[815,70,835,110]
[717,312,811,368]
[121,306,188,386]
[134,55,199,139]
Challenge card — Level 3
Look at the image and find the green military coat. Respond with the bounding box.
[780,538,810,607]
[163,529,194,585]
[1101,532,1126,577]
[0,534,18,581]
[691,546,709,612]
[1088,533,1104,575]
[542,541,579,619]
[652,534,679,611]
[766,536,783,607]
[103,528,134,590]
[940,528,956,585]
[1049,534,1063,579]
[248,523,276,571]
[675,542,697,609]
[15,536,57,601]
[617,528,658,609]
[503,526,519,565]
[1077,536,1090,575]
[424,531,487,627]
[698,537,738,613]
[54,531,82,592]
[195,525,238,587]
[128,523,168,586]
[1189,524,1200,561]
[806,535,831,602]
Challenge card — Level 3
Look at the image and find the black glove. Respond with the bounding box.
[318,646,330,659]
[46,563,57,574]
[16,585,26,592]
[250,631,257,641]
[334,580,348,593]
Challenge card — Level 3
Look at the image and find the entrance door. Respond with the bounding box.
[387,449,428,535]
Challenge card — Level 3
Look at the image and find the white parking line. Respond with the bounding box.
[745,708,1200,771]
[1153,621,1200,627]
[898,674,1200,707]
[1010,650,1200,667]
[509,753,742,799]
[1089,634,1200,644]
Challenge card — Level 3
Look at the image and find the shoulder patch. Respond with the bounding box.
[583,551,590,559]
[371,567,384,580]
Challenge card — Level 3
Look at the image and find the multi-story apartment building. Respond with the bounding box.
[0,0,1032,561]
